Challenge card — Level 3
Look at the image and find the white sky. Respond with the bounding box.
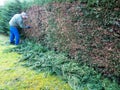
[0,0,28,6]
[0,0,6,6]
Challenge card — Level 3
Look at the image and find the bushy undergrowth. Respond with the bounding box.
[10,40,120,90]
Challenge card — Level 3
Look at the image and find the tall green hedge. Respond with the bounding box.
[84,0,120,28]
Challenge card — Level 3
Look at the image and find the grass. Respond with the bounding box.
[0,34,72,90]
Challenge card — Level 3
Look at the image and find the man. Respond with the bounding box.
[9,12,31,45]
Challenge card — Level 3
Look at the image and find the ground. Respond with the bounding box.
[0,34,71,90]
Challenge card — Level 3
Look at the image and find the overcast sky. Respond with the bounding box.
[0,0,30,6]
[0,0,6,6]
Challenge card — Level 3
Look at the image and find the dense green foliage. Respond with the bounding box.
[84,0,120,28]
[11,40,120,90]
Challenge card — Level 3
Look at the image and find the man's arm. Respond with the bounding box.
[18,20,27,28]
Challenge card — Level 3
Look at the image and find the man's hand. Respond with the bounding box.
[26,26,31,29]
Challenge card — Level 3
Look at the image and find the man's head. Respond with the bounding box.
[21,12,28,19]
